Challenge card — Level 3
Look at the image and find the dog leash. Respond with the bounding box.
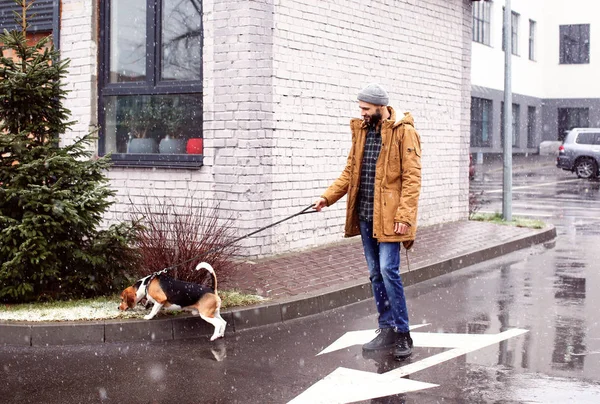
[151,204,316,276]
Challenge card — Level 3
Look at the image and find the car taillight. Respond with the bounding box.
[558,145,565,154]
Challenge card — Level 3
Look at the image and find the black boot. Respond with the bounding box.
[393,332,413,360]
[362,328,397,351]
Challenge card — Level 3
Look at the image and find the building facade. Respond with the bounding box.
[2,0,474,258]
[471,0,600,156]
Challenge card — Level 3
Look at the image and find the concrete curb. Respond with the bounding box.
[0,225,556,347]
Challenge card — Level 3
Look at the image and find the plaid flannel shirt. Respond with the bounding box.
[358,124,382,222]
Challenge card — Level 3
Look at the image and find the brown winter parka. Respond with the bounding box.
[321,107,422,248]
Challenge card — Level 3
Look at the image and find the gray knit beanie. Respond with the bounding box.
[357,83,389,106]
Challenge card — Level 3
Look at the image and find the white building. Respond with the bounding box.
[470,0,600,154]
[1,0,475,258]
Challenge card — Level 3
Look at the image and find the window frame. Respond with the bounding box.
[511,11,520,56]
[527,106,536,148]
[559,24,590,65]
[472,0,491,46]
[98,0,204,169]
[470,97,493,148]
[529,19,536,61]
[501,102,520,148]
[502,9,520,56]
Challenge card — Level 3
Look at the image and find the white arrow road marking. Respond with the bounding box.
[388,328,528,378]
[291,328,528,404]
[485,178,580,193]
[287,367,438,404]
[317,324,431,356]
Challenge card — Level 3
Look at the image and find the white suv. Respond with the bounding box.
[557,128,600,179]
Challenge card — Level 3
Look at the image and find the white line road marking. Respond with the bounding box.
[477,210,554,218]
[478,210,600,220]
[478,195,600,204]
[317,324,430,356]
[481,202,600,211]
[291,328,528,404]
[485,179,581,194]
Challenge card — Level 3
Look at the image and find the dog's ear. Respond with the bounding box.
[127,288,136,308]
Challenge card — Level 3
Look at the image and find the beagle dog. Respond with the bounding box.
[119,262,226,341]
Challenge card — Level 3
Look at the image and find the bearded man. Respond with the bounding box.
[314,83,422,360]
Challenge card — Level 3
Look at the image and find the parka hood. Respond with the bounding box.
[395,111,414,127]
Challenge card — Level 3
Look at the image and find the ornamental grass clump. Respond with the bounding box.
[130,195,240,287]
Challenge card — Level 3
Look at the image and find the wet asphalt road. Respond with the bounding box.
[2,157,600,404]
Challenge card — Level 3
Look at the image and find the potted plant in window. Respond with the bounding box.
[123,100,160,154]
[158,101,186,155]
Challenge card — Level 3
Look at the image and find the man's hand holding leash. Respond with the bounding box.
[313,197,328,212]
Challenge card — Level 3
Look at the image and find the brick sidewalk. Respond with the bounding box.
[222,220,537,299]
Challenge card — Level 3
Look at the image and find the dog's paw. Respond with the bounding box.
[143,315,154,320]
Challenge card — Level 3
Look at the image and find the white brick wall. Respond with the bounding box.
[59,0,472,258]
[269,0,473,252]
[60,0,98,147]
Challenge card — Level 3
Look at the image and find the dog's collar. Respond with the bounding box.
[142,274,157,299]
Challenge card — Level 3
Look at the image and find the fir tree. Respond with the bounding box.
[0,0,139,302]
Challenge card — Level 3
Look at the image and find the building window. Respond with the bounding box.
[471,97,492,147]
[558,108,589,141]
[502,9,520,56]
[98,0,204,168]
[501,102,520,148]
[560,24,590,64]
[527,106,536,148]
[472,0,491,45]
[0,0,54,33]
[512,11,520,55]
[529,20,536,61]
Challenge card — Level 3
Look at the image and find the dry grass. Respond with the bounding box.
[470,212,546,229]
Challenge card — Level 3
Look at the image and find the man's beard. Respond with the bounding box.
[366,110,383,128]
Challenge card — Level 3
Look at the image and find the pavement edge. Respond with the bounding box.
[0,225,556,347]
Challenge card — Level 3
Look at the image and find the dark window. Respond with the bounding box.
[558,108,589,141]
[529,20,536,61]
[470,97,492,147]
[502,9,520,56]
[575,133,598,145]
[560,24,590,64]
[0,0,54,33]
[99,0,204,168]
[472,1,491,45]
[501,102,520,148]
[527,106,536,148]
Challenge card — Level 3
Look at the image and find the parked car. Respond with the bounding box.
[556,128,600,179]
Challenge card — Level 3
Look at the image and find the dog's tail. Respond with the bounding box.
[195,262,218,292]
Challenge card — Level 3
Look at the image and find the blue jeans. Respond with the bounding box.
[359,221,410,333]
